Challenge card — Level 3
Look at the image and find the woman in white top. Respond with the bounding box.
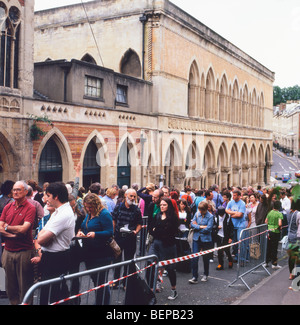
[247,193,258,228]
[178,199,192,235]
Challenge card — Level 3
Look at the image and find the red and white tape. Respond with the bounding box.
[158,227,279,267]
[48,261,157,306]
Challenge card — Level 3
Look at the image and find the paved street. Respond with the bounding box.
[271,149,299,187]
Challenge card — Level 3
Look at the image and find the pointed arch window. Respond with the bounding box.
[38,138,63,184]
[0,3,21,88]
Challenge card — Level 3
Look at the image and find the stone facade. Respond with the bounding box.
[0,0,274,190]
[273,102,300,157]
[0,0,34,183]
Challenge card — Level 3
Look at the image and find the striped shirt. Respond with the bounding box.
[112,202,142,233]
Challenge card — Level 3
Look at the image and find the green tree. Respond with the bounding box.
[273,85,300,106]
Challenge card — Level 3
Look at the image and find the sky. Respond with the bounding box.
[34,0,300,88]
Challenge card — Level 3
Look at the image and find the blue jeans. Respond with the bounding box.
[191,239,212,279]
[232,228,244,260]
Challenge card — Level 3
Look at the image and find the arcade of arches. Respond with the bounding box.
[0,126,272,190]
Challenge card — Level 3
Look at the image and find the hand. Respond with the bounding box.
[86,232,95,239]
[76,231,86,238]
[31,256,41,264]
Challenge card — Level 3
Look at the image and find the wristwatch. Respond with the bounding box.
[4,225,8,232]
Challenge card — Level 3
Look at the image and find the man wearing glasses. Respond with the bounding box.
[0,180,36,305]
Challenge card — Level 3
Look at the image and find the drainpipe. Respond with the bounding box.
[60,62,72,102]
[139,14,148,80]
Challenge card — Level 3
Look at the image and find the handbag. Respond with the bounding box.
[281,235,289,250]
[108,237,121,258]
[250,242,261,260]
[187,228,194,249]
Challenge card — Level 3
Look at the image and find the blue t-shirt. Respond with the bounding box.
[226,199,246,228]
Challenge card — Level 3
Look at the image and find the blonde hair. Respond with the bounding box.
[83,193,104,216]
[106,187,117,198]
[146,183,155,192]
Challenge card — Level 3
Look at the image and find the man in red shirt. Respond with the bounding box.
[0,180,36,305]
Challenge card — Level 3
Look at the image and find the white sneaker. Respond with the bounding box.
[272,264,282,270]
[168,290,178,300]
[201,275,208,282]
[188,277,198,284]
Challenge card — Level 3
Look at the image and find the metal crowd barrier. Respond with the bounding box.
[137,216,148,257]
[21,255,158,305]
[228,224,270,290]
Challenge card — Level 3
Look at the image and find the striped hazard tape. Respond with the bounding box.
[158,226,278,267]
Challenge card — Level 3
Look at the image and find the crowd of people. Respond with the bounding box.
[0,169,299,305]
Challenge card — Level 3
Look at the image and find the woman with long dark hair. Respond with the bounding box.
[148,197,179,300]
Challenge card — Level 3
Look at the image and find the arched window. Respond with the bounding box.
[38,138,63,185]
[0,2,21,88]
[188,61,200,117]
[83,141,101,190]
[120,49,141,78]
[81,53,97,65]
[117,140,131,188]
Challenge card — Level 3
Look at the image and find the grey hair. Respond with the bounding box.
[16,180,29,191]
[125,188,136,195]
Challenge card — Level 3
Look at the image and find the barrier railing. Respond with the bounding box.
[228,224,270,290]
[21,255,158,305]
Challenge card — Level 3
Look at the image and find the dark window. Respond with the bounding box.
[83,141,100,190]
[38,138,62,185]
[0,3,20,88]
[116,85,128,104]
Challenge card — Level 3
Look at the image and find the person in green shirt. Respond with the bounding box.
[265,200,283,269]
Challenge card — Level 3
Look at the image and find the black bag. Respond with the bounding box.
[124,267,156,305]
[176,238,191,273]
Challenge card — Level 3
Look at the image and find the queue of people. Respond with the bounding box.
[0,175,299,305]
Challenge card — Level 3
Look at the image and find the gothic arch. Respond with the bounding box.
[188,60,200,117]
[240,143,249,186]
[80,130,110,188]
[164,138,183,188]
[219,74,228,122]
[205,67,215,119]
[217,142,229,188]
[242,84,249,125]
[81,53,97,65]
[120,48,141,78]
[250,143,257,185]
[0,130,19,182]
[35,127,73,184]
[232,79,240,124]
[230,142,240,186]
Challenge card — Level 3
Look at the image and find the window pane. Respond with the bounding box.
[84,76,102,98]
[116,85,127,103]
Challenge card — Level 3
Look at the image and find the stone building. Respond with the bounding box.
[0,0,274,190]
[273,102,300,157]
[0,0,34,182]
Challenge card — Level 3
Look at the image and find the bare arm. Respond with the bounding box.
[37,228,55,247]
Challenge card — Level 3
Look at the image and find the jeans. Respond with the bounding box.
[191,239,212,279]
[148,239,177,287]
[232,227,244,259]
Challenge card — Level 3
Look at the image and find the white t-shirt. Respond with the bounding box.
[218,215,225,238]
[42,202,75,253]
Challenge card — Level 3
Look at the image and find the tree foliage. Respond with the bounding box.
[273,85,300,106]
